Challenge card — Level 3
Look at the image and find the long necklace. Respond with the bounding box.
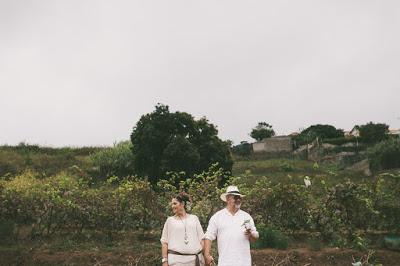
[178,214,189,245]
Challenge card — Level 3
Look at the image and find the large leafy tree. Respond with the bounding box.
[359,122,389,144]
[250,122,276,141]
[295,124,344,144]
[130,104,232,184]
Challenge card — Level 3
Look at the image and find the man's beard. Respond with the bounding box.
[234,203,241,209]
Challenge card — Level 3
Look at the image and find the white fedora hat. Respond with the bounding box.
[220,185,245,202]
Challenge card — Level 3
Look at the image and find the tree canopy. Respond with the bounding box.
[130,104,232,184]
[295,124,344,144]
[250,122,276,141]
[359,122,389,144]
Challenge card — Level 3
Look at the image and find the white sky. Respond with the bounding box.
[1,0,399,147]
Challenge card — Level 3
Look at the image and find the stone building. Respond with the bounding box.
[252,136,293,153]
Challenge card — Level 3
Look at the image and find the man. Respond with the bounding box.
[204,186,259,266]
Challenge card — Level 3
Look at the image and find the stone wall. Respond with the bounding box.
[253,136,293,153]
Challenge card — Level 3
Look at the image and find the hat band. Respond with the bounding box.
[227,191,241,194]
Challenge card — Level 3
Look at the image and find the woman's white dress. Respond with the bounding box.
[161,214,205,266]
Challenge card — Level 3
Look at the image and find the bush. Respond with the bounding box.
[359,122,389,144]
[157,164,228,227]
[294,124,344,145]
[231,141,252,157]
[0,171,163,239]
[323,137,359,146]
[252,225,289,249]
[244,178,313,232]
[368,138,400,171]
[90,141,135,179]
[314,180,379,243]
[0,220,15,241]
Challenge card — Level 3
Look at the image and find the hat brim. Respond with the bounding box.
[220,192,245,202]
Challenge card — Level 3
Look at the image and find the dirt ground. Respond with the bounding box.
[1,248,400,266]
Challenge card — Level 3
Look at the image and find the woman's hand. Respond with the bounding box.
[204,254,214,266]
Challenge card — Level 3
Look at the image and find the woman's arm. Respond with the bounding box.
[160,218,169,265]
[161,242,168,266]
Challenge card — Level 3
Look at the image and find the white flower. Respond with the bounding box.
[304,176,311,187]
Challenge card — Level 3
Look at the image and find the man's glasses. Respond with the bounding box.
[233,195,242,200]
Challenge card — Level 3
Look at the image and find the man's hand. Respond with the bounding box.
[245,228,258,242]
[162,262,168,266]
[204,254,214,266]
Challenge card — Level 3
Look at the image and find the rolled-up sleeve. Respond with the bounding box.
[249,216,259,238]
[160,218,169,244]
[204,215,217,241]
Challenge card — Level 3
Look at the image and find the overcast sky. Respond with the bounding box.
[1,0,399,147]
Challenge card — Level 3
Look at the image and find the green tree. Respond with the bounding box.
[359,122,389,144]
[250,122,275,141]
[231,141,252,157]
[295,124,344,145]
[130,104,232,184]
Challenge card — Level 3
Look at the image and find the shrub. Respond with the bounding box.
[157,164,228,227]
[231,141,252,157]
[314,180,379,243]
[90,141,135,179]
[244,178,313,232]
[294,124,344,145]
[252,225,289,249]
[0,220,15,241]
[323,137,359,146]
[368,138,400,171]
[358,122,389,144]
[0,171,163,239]
[280,162,295,172]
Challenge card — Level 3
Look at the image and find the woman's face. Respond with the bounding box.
[171,198,184,214]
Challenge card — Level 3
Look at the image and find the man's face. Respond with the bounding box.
[226,194,242,210]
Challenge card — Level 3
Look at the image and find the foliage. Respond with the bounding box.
[314,180,380,245]
[0,144,98,177]
[157,164,228,227]
[1,157,400,250]
[160,136,200,177]
[323,136,359,146]
[130,104,232,184]
[90,141,135,179]
[294,124,344,145]
[252,225,289,249]
[358,122,389,144]
[367,138,400,171]
[250,122,275,141]
[0,220,15,241]
[0,171,163,239]
[231,141,252,157]
[242,177,313,232]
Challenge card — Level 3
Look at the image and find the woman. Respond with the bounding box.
[161,192,205,266]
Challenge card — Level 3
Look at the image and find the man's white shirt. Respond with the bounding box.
[204,208,259,266]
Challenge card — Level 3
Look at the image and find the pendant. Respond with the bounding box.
[184,235,189,245]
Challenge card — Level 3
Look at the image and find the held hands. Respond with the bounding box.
[205,254,214,266]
